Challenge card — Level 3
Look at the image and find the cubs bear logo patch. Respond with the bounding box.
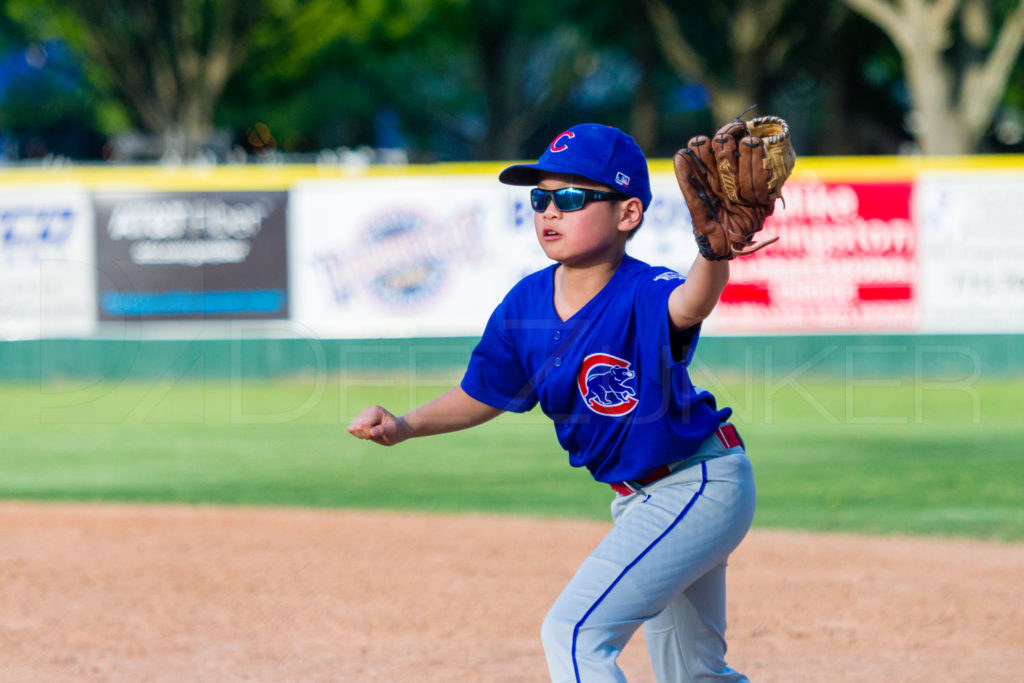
[577,353,639,416]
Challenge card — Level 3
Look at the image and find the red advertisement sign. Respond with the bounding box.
[709,180,918,333]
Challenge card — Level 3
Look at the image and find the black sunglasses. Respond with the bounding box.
[530,187,630,212]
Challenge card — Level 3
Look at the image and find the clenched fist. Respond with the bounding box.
[347,405,410,446]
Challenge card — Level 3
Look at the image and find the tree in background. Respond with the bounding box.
[2,0,1023,160]
[845,0,1024,153]
[453,0,592,159]
[7,0,269,160]
[640,1,838,125]
[216,0,447,158]
[222,0,627,161]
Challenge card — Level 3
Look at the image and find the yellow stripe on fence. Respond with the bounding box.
[0,155,1020,190]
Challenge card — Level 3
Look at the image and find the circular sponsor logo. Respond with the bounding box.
[364,211,445,308]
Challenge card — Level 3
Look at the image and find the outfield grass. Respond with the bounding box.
[0,371,1021,540]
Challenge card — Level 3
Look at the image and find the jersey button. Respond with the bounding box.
[553,331,561,340]
[553,357,562,367]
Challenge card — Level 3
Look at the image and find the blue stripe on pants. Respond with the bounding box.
[570,460,709,681]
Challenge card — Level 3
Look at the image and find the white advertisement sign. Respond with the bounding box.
[917,172,1024,332]
[290,176,540,338]
[0,187,96,340]
[289,174,700,339]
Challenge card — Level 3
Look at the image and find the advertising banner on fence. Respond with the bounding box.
[0,187,95,339]
[290,177,534,338]
[703,179,918,334]
[94,191,289,320]
[288,175,701,339]
[917,172,1024,332]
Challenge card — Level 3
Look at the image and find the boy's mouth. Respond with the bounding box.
[542,228,561,240]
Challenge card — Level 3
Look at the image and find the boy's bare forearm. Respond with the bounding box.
[667,256,730,330]
[400,386,504,438]
[349,385,502,446]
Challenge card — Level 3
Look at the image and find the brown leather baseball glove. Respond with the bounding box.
[674,114,796,260]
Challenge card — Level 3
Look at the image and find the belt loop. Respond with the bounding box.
[610,481,636,496]
[715,423,744,450]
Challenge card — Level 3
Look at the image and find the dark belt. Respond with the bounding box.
[609,423,743,496]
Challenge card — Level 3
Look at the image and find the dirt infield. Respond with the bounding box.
[1,503,1022,682]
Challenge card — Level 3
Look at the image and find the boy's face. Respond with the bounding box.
[534,172,642,267]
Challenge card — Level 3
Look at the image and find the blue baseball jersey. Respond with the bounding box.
[460,254,731,483]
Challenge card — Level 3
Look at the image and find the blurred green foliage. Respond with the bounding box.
[0,0,1022,161]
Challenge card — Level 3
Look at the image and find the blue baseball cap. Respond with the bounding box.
[499,123,652,209]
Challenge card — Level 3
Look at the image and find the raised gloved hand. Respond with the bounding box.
[674,114,796,260]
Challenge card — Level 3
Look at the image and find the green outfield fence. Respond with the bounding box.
[1,334,1021,382]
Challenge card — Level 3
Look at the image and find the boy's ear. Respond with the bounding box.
[618,197,644,233]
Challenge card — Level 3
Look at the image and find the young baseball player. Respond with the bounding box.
[348,123,756,682]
